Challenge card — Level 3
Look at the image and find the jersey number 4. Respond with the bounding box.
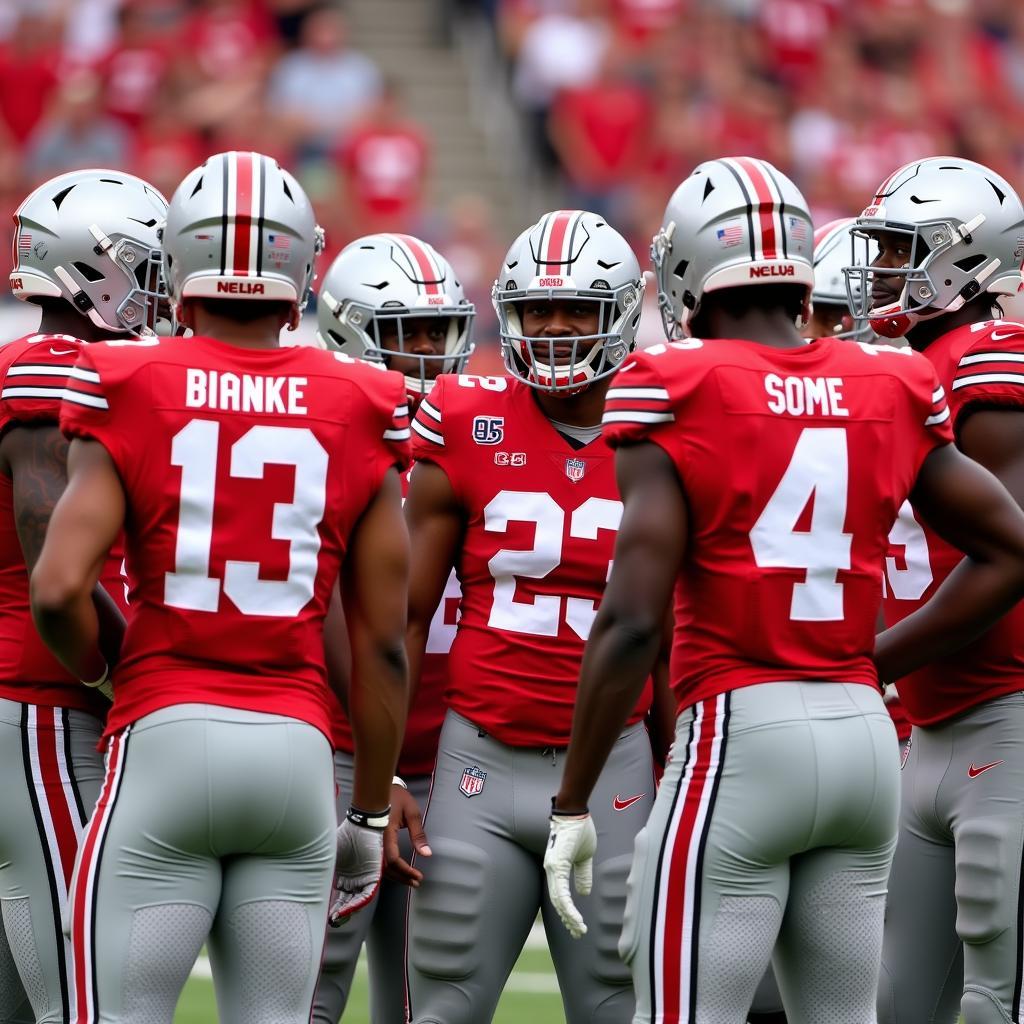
[750,427,853,621]
[165,419,328,616]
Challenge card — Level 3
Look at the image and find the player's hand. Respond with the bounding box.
[543,810,597,939]
[329,809,387,926]
[384,782,432,887]
[883,682,900,705]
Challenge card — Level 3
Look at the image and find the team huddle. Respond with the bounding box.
[1,149,1024,1024]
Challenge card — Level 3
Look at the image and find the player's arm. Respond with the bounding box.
[382,458,463,888]
[556,441,687,813]
[0,425,127,672]
[547,441,687,939]
[323,580,352,713]
[28,438,126,684]
[404,459,463,696]
[646,609,678,769]
[341,466,410,812]
[874,441,1024,682]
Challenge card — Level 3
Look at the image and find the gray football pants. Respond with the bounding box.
[0,699,104,1024]
[879,691,1024,1024]
[407,710,654,1024]
[753,733,911,1020]
[621,683,899,1024]
[312,751,432,1023]
[70,704,336,1024]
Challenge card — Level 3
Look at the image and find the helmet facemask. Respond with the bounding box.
[320,294,474,396]
[495,284,641,394]
[845,214,996,339]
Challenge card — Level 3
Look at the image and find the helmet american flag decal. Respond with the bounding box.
[719,158,789,261]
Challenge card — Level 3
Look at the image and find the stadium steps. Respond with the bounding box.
[345,0,552,238]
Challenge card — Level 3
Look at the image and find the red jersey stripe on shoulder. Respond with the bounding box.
[411,416,444,447]
[385,400,411,443]
[952,371,1024,392]
[418,397,442,423]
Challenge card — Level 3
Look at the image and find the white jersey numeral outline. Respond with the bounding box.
[164,419,328,616]
[749,427,852,621]
[883,499,933,601]
[484,491,622,639]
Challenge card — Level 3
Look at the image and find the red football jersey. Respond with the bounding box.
[882,319,1024,726]
[60,336,409,742]
[0,334,128,715]
[602,336,952,711]
[330,466,459,778]
[411,373,652,747]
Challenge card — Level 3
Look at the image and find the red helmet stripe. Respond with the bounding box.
[734,158,777,260]
[813,217,853,250]
[232,151,254,277]
[544,210,573,274]
[394,234,441,295]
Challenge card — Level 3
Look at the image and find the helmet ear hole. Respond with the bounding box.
[73,261,104,282]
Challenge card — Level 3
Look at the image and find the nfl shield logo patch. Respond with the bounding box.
[459,765,487,798]
[565,457,586,482]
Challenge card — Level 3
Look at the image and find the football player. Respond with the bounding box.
[311,233,474,1024]
[847,157,1024,1024]
[28,151,410,1024]
[542,157,1024,1022]
[0,168,165,1024]
[806,217,877,343]
[401,210,661,1024]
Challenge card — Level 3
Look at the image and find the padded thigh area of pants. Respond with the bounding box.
[955,819,1018,946]
[409,839,488,980]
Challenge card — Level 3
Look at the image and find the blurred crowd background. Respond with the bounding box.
[2,0,1024,354]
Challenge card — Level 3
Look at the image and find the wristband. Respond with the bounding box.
[551,797,589,817]
[346,804,391,829]
[81,661,109,689]
[392,775,408,790]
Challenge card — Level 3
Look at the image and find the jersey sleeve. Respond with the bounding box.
[911,358,954,464]
[949,324,1024,429]
[601,353,676,446]
[0,338,85,431]
[411,374,452,465]
[58,345,126,465]
[379,372,412,474]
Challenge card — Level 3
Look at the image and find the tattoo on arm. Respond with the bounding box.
[4,425,70,573]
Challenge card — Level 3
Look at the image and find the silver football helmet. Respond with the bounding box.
[493,210,643,392]
[11,169,168,334]
[316,233,475,396]
[811,217,877,343]
[847,157,1024,338]
[651,157,814,338]
[162,151,324,314]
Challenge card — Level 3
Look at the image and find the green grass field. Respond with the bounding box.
[172,938,567,1024]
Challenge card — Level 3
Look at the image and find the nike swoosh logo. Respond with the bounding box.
[988,330,1021,342]
[612,793,645,811]
[968,760,1005,778]
[50,347,77,356]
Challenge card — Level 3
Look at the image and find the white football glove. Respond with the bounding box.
[543,811,597,939]
[329,810,386,926]
[883,682,900,705]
